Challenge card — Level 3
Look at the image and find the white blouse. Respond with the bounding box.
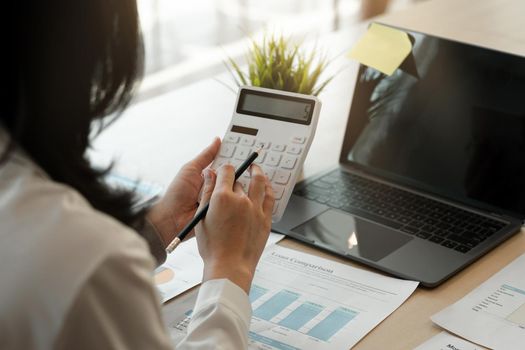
[0,130,251,349]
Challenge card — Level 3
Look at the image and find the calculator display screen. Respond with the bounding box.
[237,89,314,125]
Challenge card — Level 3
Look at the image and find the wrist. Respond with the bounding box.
[140,218,168,266]
[146,205,174,248]
[203,261,254,294]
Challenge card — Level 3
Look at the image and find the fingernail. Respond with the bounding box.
[204,169,211,181]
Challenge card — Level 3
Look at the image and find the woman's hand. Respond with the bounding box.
[195,164,275,293]
[146,138,221,246]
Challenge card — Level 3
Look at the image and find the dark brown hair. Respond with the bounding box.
[1,0,145,225]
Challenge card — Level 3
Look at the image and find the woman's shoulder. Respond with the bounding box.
[0,152,156,349]
[0,146,154,280]
[1,152,143,247]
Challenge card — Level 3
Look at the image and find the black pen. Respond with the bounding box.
[166,148,262,253]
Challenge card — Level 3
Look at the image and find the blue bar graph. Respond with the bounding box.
[249,332,301,350]
[307,307,358,341]
[503,284,525,296]
[253,290,300,321]
[278,302,324,330]
[249,284,269,303]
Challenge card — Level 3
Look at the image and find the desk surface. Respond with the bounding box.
[94,0,525,348]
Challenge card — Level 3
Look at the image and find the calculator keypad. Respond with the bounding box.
[225,134,240,144]
[274,169,291,185]
[219,143,236,158]
[265,153,282,167]
[255,140,271,150]
[234,146,251,160]
[291,136,306,144]
[240,136,255,146]
[213,133,307,219]
[281,156,297,170]
[287,145,302,155]
[272,144,286,152]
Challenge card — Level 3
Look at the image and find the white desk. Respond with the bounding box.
[93,0,525,348]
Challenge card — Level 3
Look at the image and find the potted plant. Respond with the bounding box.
[226,34,334,96]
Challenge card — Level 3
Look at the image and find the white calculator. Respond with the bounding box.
[211,86,321,222]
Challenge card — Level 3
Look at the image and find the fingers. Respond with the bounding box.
[197,168,217,211]
[262,177,275,217]
[233,182,244,196]
[248,165,266,207]
[188,137,221,171]
[214,164,236,193]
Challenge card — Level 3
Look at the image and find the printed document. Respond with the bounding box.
[414,331,485,350]
[155,233,284,302]
[166,244,418,349]
[432,253,525,350]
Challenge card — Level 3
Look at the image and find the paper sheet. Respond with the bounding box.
[414,332,485,350]
[349,22,412,76]
[166,244,418,349]
[432,253,525,350]
[155,232,285,303]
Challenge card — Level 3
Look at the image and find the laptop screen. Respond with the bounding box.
[341,26,525,218]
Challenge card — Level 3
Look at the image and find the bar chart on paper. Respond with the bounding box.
[249,286,360,348]
[169,285,362,349]
[246,246,418,350]
[473,284,525,328]
[166,245,418,350]
[432,253,525,350]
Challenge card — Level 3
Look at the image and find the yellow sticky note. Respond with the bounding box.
[349,23,412,76]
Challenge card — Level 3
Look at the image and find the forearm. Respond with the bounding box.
[177,279,252,349]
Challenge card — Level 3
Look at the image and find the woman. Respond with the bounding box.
[1,1,274,349]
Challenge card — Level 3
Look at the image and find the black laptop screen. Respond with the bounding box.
[341,27,525,218]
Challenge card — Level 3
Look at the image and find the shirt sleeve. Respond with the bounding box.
[54,238,252,350]
[178,279,252,349]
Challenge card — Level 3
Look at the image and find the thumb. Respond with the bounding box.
[189,137,221,172]
[198,168,217,211]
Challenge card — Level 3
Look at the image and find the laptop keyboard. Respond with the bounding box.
[294,170,507,254]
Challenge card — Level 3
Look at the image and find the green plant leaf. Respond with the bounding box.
[226,33,335,95]
[227,56,247,86]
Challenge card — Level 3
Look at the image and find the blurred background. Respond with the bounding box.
[137,0,415,95]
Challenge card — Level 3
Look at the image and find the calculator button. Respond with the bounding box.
[262,167,275,181]
[272,184,285,199]
[287,145,302,155]
[219,144,236,158]
[234,146,251,160]
[272,144,286,152]
[281,156,297,169]
[265,153,282,167]
[274,169,291,185]
[240,137,255,146]
[255,140,271,150]
[291,136,306,144]
[254,152,266,164]
[224,134,240,143]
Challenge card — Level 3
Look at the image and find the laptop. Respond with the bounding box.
[273,24,525,287]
